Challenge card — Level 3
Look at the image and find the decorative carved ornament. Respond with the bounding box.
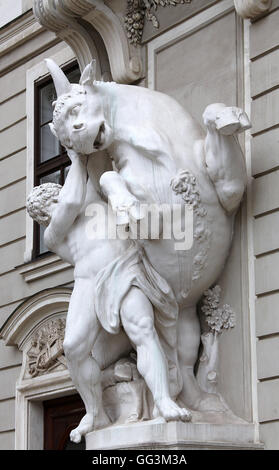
[234,0,272,19]
[0,287,72,349]
[197,285,236,394]
[26,318,67,378]
[201,285,236,334]
[32,0,142,83]
[171,169,211,290]
[125,0,192,45]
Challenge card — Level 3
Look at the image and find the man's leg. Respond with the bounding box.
[63,278,110,443]
[120,286,191,422]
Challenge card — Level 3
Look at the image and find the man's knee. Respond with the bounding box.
[122,314,155,345]
[63,336,90,362]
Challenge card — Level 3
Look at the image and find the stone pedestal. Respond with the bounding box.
[86,421,264,450]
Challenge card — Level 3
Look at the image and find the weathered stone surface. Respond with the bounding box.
[86,421,260,450]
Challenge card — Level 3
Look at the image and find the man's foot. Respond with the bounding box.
[154,397,192,422]
[70,410,111,443]
[70,413,94,443]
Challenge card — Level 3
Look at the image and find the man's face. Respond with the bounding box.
[55,92,113,155]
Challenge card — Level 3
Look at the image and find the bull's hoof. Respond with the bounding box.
[203,103,251,135]
[215,106,251,135]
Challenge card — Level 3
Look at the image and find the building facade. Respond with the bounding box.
[0,0,278,450]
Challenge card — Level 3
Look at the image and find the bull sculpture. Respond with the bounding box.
[29,58,251,442]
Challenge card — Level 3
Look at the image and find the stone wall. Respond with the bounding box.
[249,0,279,450]
[0,12,74,449]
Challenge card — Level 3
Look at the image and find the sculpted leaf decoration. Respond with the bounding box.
[201,285,236,334]
[124,0,192,45]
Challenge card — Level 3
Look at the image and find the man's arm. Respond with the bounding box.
[44,150,88,250]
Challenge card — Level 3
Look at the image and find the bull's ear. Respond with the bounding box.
[79,60,97,87]
[49,123,58,138]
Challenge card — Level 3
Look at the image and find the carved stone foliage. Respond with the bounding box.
[26,318,67,378]
[234,0,272,19]
[197,286,236,394]
[124,0,192,45]
[201,285,236,334]
[171,169,211,287]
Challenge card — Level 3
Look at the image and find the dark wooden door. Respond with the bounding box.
[44,394,86,450]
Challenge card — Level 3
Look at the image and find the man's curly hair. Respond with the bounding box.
[27,183,62,226]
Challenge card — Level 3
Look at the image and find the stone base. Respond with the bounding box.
[86,420,264,450]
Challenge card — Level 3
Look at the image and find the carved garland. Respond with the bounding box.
[201,285,236,334]
[124,0,192,45]
[234,0,272,19]
[170,169,211,286]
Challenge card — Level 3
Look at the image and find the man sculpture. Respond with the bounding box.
[27,58,250,443]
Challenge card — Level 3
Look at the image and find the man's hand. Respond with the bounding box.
[66,148,88,166]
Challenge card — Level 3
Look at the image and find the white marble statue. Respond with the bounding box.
[27,57,251,442]
[27,150,190,443]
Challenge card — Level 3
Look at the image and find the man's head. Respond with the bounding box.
[27,183,62,226]
[46,59,113,155]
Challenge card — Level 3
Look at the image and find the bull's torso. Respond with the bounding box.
[105,84,235,305]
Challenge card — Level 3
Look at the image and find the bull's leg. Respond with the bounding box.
[177,306,228,412]
[203,103,250,214]
[100,170,143,225]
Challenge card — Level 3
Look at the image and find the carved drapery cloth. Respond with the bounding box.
[125,0,192,45]
[94,242,183,396]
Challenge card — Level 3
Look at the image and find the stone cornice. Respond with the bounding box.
[18,253,72,283]
[32,0,143,83]
[0,10,44,58]
[234,0,272,19]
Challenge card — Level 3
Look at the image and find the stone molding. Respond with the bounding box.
[0,287,71,349]
[18,254,72,283]
[15,369,74,449]
[32,0,143,83]
[0,10,43,58]
[234,0,272,19]
[86,421,261,450]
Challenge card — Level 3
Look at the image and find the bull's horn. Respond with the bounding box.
[45,59,71,97]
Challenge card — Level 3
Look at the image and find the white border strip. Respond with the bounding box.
[243,18,260,442]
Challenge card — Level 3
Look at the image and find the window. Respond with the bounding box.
[33,62,81,257]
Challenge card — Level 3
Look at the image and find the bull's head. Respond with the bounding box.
[45,59,113,154]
